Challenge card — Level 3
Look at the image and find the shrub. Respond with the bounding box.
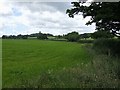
[93,38,120,57]
[65,31,79,42]
[78,39,94,43]
[79,33,91,39]
[37,33,48,40]
[91,30,114,39]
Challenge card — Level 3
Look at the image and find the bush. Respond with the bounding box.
[37,34,48,40]
[93,38,120,57]
[65,31,79,42]
[91,30,114,39]
[78,40,94,43]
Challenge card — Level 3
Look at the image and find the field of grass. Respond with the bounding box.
[2,39,93,88]
[2,39,120,88]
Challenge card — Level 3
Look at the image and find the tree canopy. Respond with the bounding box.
[65,31,79,42]
[91,30,114,39]
[37,32,48,40]
[66,2,120,37]
[79,33,91,39]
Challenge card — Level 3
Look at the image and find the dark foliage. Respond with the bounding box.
[2,31,49,40]
[55,35,63,39]
[2,35,9,39]
[65,31,80,42]
[37,32,48,40]
[79,33,91,39]
[2,35,28,39]
[91,30,114,39]
[93,39,120,57]
[29,33,53,37]
[66,2,120,37]
[78,39,94,43]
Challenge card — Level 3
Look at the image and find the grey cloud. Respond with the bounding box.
[14,2,56,13]
[43,2,71,13]
[14,2,71,13]
[1,1,95,36]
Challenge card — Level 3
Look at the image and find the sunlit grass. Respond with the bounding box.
[2,39,92,88]
[3,39,120,88]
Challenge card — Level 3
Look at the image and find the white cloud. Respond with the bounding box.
[0,2,95,37]
[0,2,12,15]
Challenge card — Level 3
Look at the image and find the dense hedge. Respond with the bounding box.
[78,39,94,43]
[93,38,120,57]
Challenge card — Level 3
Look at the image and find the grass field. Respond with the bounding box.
[2,39,93,88]
[2,39,120,88]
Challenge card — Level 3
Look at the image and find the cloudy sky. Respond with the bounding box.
[0,1,95,36]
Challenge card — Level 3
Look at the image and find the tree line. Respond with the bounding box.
[2,32,53,40]
[64,30,114,42]
[2,30,114,42]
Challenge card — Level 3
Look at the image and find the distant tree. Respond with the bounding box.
[65,31,79,42]
[2,35,16,39]
[8,35,17,39]
[80,33,91,39]
[12,35,17,39]
[2,35,8,39]
[2,32,52,40]
[30,33,39,37]
[16,34,28,39]
[22,35,28,39]
[46,33,54,37]
[17,34,22,39]
[55,35,63,39]
[37,32,48,40]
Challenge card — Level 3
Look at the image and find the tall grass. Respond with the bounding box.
[10,44,120,88]
[32,45,120,88]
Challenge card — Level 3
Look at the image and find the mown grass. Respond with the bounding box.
[2,39,120,88]
[2,39,92,88]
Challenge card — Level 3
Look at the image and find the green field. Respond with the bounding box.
[3,39,120,88]
[2,39,92,88]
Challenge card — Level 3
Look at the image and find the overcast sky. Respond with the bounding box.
[0,1,95,36]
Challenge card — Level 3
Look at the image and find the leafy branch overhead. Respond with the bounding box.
[66,2,120,36]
